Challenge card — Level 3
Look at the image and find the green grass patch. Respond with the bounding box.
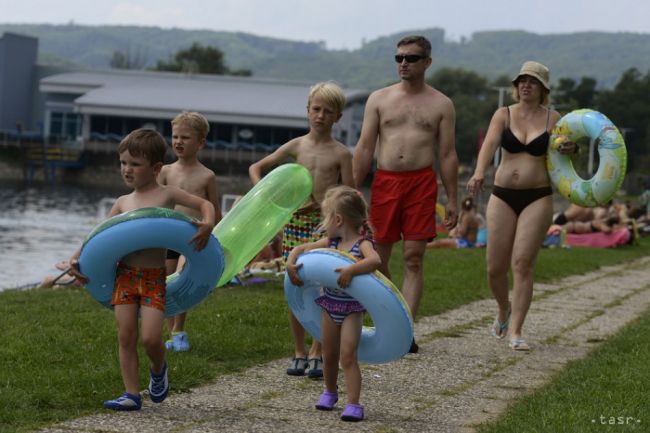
[479,308,650,433]
[405,237,650,318]
[1,238,649,432]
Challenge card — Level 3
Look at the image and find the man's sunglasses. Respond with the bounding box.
[394,54,426,63]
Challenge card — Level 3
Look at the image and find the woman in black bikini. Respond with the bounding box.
[466,61,576,351]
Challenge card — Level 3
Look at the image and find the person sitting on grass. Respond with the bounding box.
[560,215,619,234]
[427,197,481,249]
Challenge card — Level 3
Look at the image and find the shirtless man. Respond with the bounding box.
[352,35,459,353]
[249,81,353,378]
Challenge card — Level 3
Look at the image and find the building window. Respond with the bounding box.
[215,123,233,143]
[50,111,80,139]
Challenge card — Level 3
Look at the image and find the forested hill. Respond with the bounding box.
[2,23,650,89]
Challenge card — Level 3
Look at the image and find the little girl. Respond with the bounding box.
[287,185,381,422]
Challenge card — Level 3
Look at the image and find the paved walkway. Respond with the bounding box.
[39,256,650,433]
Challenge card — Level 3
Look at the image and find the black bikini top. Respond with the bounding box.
[501,107,550,157]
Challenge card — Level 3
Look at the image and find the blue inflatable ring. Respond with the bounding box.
[78,208,224,317]
[284,248,414,363]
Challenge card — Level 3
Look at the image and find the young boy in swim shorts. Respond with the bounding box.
[69,128,216,411]
[249,81,354,378]
[158,111,222,352]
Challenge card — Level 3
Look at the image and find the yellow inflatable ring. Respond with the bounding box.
[547,109,627,207]
[436,203,445,220]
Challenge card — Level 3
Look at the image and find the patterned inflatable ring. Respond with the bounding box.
[78,207,224,317]
[548,109,627,207]
[284,248,414,364]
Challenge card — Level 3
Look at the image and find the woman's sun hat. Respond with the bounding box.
[512,61,550,90]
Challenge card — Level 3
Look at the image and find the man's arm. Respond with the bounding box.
[438,99,459,231]
[352,93,381,189]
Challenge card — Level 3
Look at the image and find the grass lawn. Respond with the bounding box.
[479,306,650,433]
[1,238,649,432]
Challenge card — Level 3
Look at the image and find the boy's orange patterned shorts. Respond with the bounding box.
[112,263,166,311]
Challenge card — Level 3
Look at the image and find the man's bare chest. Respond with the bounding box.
[381,103,438,131]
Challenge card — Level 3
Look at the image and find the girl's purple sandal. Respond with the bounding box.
[341,403,364,422]
[315,391,338,411]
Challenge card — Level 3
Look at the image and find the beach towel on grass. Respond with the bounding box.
[566,228,631,248]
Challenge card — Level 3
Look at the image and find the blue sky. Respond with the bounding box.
[1,0,648,50]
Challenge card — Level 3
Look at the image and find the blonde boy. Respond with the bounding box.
[249,81,353,378]
[69,128,216,410]
[158,111,222,352]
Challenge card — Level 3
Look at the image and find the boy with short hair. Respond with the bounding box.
[249,81,354,378]
[69,128,216,410]
[158,111,222,352]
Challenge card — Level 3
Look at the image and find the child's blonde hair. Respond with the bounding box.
[117,128,167,165]
[320,185,368,233]
[307,81,346,114]
[171,111,210,139]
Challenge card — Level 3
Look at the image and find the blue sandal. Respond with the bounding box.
[509,338,530,351]
[307,357,323,379]
[490,308,511,339]
[286,357,308,376]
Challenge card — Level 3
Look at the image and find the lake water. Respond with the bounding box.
[0,182,118,290]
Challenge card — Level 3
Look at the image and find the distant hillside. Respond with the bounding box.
[1,23,650,89]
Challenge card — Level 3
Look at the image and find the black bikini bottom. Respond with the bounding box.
[492,185,553,216]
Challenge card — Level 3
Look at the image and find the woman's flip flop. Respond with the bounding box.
[490,308,511,339]
[509,338,530,351]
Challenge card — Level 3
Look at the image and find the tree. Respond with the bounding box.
[553,77,598,111]
[427,68,500,164]
[428,67,489,99]
[154,42,251,76]
[596,68,650,172]
[109,47,148,70]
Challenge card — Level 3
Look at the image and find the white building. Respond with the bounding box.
[1,32,369,153]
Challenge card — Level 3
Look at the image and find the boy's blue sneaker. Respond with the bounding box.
[148,362,169,403]
[164,339,174,350]
[103,392,142,411]
[172,331,190,352]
